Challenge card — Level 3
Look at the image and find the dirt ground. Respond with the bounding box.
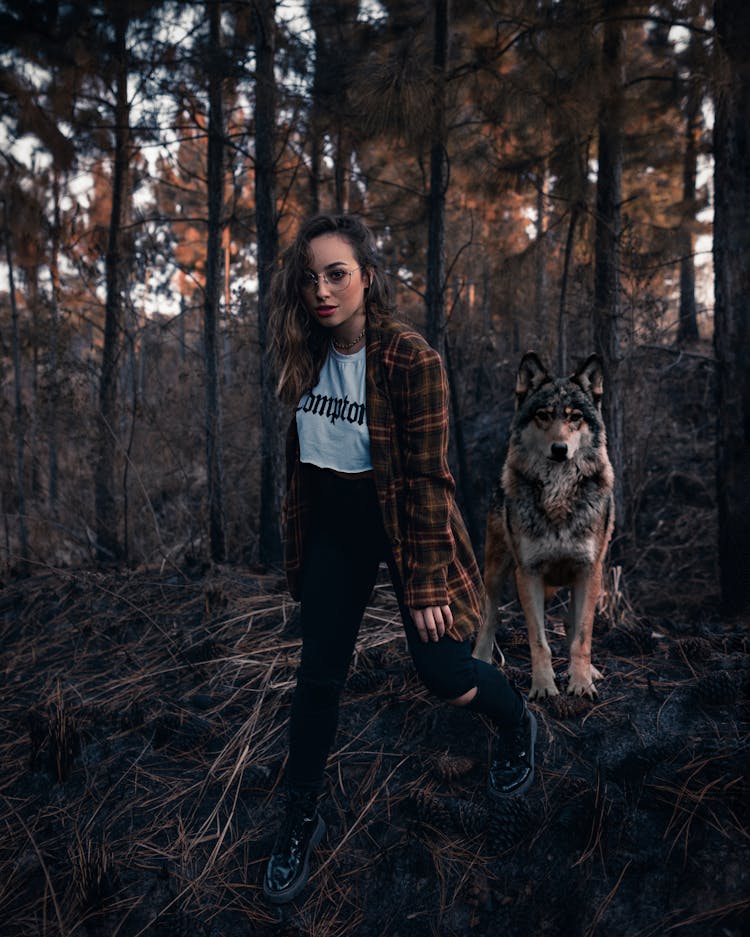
[0,564,748,937]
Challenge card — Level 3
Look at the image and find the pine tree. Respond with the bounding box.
[713,0,750,613]
[203,0,227,563]
[254,0,282,565]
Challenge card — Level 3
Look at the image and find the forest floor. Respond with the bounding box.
[0,563,748,937]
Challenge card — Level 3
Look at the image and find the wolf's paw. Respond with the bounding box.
[529,675,559,700]
[566,675,598,699]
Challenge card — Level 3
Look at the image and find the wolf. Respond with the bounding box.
[473,352,615,699]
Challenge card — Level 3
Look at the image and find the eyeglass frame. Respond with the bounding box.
[300,266,364,293]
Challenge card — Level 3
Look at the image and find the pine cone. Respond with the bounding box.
[692,670,738,705]
[502,665,528,686]
[547,694,589,719]
[447,797,490,838]
[433,752,476,781]
[600,624,655,655]
[410,788,452,830]
[486,797,533,853]
[671,636,713,663]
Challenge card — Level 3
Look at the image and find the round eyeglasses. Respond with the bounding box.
[301,267,362,293]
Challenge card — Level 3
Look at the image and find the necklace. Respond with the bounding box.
[332,327,366,351]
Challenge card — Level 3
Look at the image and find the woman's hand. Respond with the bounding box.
[409,605,453,643]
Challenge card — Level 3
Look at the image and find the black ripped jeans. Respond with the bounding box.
[286,466,523,794]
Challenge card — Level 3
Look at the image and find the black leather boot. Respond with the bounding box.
[488,703,537,799]
[263,789,326,904]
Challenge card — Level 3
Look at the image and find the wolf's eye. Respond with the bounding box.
[568,410,583,423]
[535,410,552,424]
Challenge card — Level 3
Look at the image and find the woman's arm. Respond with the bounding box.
[393,343,457,615]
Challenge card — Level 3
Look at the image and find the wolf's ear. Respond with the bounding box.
[516,352,549,403]
[572,354,604,404]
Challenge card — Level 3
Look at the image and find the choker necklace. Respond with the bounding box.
[332,327,366,351]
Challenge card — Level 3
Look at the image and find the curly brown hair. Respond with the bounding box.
[268,214,395,404]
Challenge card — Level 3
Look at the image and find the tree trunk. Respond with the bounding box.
[713,0,750,614]
[48,169,61,509]
[445,340,479,546]
[558,202,581,376]
[535,164,548,345]
[425,0,449,358]
[593,0,626,542]
[27,265,41,499]
[254,0,282,565]
[94,10,129,562]
[204,0,227,562]
[2,195,30,571]
[308,1,359,214]
[677,70,701,343]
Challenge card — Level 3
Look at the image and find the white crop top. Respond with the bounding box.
[296,344,372,472]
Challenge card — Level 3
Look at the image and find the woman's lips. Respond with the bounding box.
[315,306,336,317]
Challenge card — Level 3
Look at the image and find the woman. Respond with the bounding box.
[263,214,536,904]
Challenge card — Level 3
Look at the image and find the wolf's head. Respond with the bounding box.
[509,352,607,471]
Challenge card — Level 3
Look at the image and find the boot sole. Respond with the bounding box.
[487,710,538,799]
[263,814,326,904]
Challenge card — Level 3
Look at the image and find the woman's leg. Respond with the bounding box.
[286,521,381,792]
[265,472,383,904]
[402,619,524,725]
[387,562,536,798]
[286,471,384,793]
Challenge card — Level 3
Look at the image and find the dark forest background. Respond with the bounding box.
[1,4,750,937]
[1,0,749,616]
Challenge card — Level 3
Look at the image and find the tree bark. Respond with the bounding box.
[425,0,449,358]
[204,0,227,562]
[94,9,129,562]
[48,169,61,509]
[558,202,581,376]
[535,164,548,345]
[593,0,626,542]
[677,69,701,343]
[307,1,359,214]
[254,0,282,565]
[713,0,750,614]
[2,194,30,571]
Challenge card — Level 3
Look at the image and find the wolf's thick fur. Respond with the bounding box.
[474,352,615,699]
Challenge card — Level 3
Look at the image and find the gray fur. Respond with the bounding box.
[475,353,615,699]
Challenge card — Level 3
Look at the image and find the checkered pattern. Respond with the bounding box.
[282,317,484,641]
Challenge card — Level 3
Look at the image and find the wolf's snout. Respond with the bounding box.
[550,442,568,462]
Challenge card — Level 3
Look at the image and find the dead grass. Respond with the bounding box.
[0,566,747,937]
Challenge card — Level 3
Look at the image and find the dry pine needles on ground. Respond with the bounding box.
[0,566,748,937]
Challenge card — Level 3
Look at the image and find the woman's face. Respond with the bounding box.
[301,234,370,341]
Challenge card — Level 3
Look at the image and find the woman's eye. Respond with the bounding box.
[303,272,317,286]
[328,269,346,282]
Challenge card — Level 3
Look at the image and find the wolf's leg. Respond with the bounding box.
[473,594,500,664]
[566,565,602,697]
[474,513,513,664]
[516,569,557,698]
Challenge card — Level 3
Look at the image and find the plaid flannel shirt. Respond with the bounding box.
[282,316,484,641]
